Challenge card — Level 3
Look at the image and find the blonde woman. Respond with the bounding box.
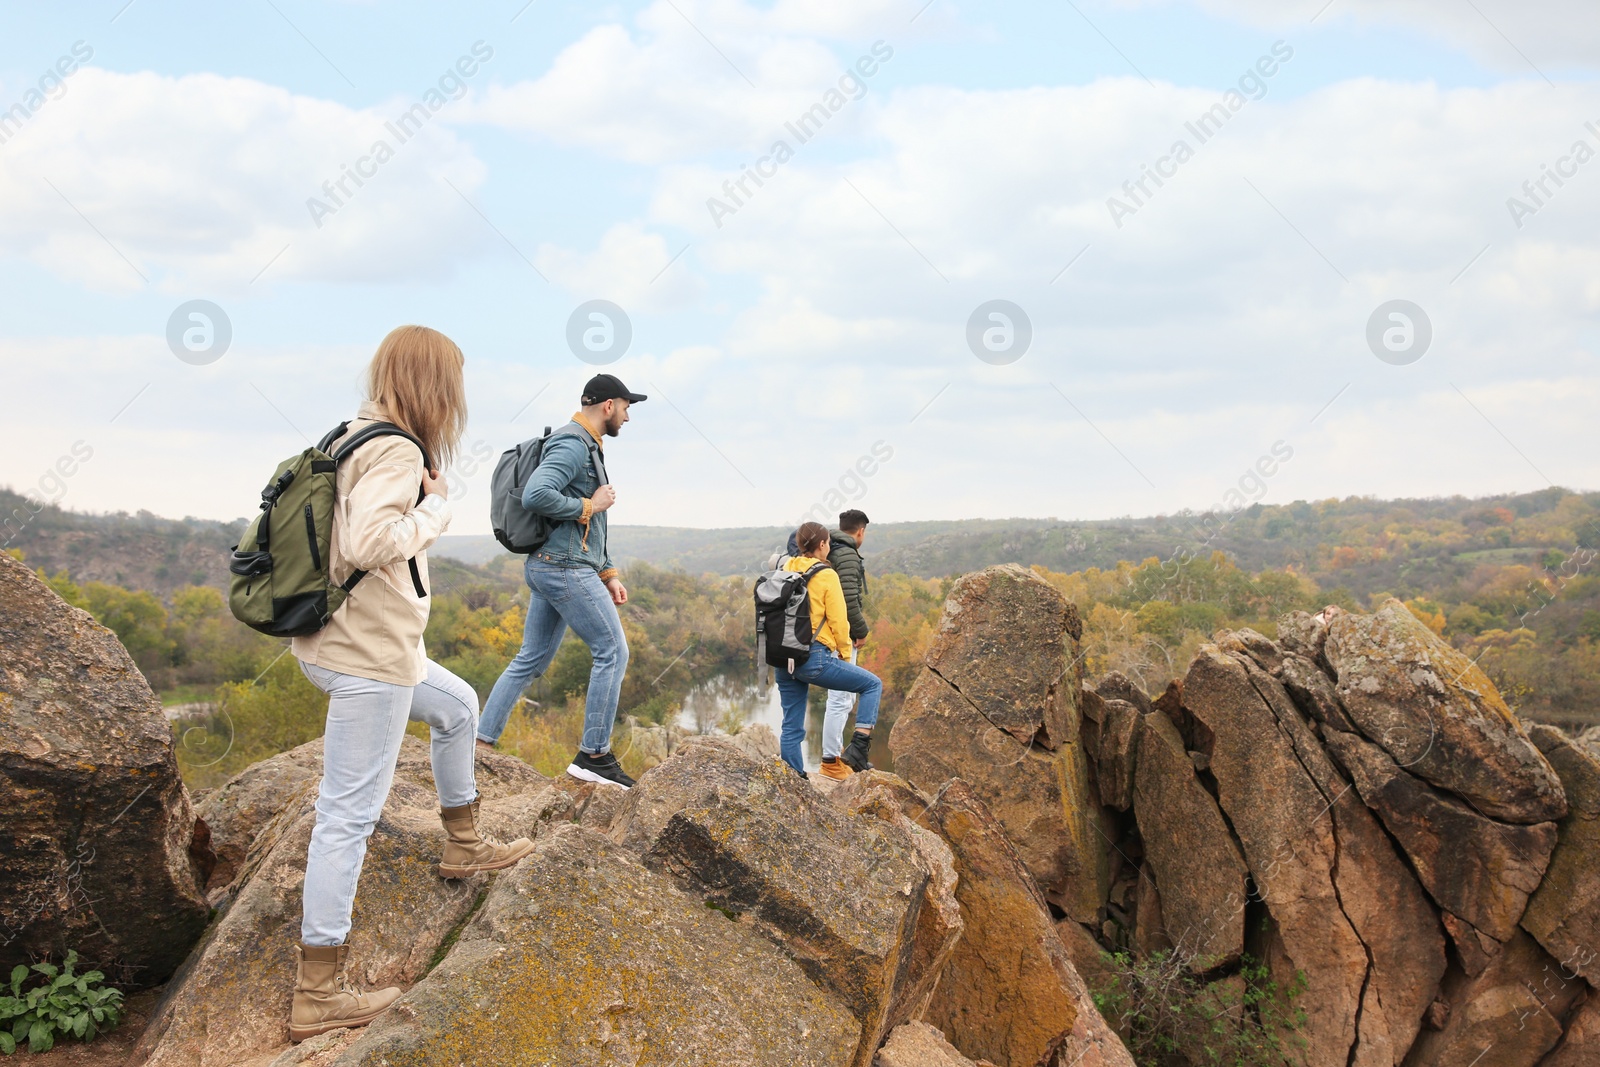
[287,326,532,1041]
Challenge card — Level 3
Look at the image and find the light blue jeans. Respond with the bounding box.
[299,659,479,947]
[477,557,629,754]
[776,645,882,775]
[822,647,860,759]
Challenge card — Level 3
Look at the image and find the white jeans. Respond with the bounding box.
[822,647,859,759]
[298,659,479,946]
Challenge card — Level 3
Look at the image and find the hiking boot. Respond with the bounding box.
[567,749,636,789]
[289,943,400,1042]
[437,797,534,879]
[818,757,853,781]
[841,731,874,773]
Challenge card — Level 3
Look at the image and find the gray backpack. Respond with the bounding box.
[753,561,828,686]
[490,424,607,554]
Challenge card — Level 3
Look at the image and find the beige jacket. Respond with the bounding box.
[291,401,452,686]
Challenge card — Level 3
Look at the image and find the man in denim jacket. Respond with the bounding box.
[476,374,646,788]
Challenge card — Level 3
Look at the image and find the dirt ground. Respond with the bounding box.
[18,986,160,1066]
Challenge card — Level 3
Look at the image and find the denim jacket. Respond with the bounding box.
[521,417,616,579]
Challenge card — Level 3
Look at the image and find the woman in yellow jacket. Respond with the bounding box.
[775,522,883,778]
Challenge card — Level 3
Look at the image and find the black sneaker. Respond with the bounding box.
[841,732,874,773]
[567,749,636,789]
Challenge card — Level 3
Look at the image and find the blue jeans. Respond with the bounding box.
[775,645,882,775]
[477,558,629,753]
[299,659,479,946]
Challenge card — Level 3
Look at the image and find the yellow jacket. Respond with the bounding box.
[785,555,851,655]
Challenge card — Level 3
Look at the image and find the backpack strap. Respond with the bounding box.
[323,420,435,599]
[548,424,608,488]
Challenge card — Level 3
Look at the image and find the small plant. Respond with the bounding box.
[1091,947,1307,1067]
[0,952,123,1054]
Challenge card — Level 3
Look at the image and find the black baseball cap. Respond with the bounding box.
[582,373,647,405]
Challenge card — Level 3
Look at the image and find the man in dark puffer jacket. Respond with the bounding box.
[819,509,873,777]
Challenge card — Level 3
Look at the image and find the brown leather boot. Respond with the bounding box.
[289,943,400,1042]
[437,797,534,879]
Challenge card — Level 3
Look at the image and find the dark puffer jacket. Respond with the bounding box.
[827,530,869,642]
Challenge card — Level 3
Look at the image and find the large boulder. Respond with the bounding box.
[327,824,860,1067]
[891,566,1108,921]
[611,737,933,1067]
[1323,727,1556,943]
[0,553,209,986]
[1520,725,1600,985]
[915,779,1086,1067]
[132,736,574,1067]
[1131,707,1249,971]
[920,564,1082,748]
[1322,598,1566,824]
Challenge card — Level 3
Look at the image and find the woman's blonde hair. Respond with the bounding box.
[366,325,467,469]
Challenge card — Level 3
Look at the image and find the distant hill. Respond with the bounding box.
[9,484,1600,619]
[434,519,1061,577]
[0,487,247,597]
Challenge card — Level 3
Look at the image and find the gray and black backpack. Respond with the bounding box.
[489,424,606,554]
[754,561,829,685]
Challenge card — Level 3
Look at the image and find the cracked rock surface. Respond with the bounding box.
[890,564,1109,922]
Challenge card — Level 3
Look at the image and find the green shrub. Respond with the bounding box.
[0,952,123,1054]
[175,651,327,789]
[1091,948,1306,1067]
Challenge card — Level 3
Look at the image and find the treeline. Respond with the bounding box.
[1042,547,1600,725]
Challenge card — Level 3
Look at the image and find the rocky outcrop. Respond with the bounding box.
[1404,930,1582,1067]
[29,554,1599,1067]
[0,552,209,987]
[1323,726,1555,942]
[827,771,965,1029]
[193,740,322,898]
[132,737,574,1067]
[915,779,1085,1067]
[876,1022,989,1067]
[331,824,861,1066]
[1183,645,1380,1066]
[1323,599,1566,823]
[890,565,1109,922]
[1540,996,1600,1066]
[1131,706,1248,971]
[1081,687,1141,812]
[920,563,1082,748]
[1521,725,1600,986]
[612,736,937,1067]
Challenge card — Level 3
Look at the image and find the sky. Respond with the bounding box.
[1,0,1598,535]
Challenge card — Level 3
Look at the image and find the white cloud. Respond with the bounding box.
[535,223,704,310]
[0,68,492,292]
[456,0,908,164]
[1125,0,1600,73]
[7,0,1600,531]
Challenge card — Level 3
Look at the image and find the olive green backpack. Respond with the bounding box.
[228,421,430,638]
